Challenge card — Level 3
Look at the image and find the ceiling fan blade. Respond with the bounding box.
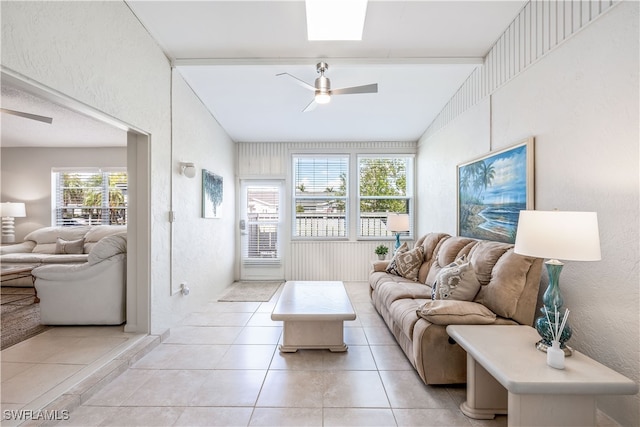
[331,83,378,96]
[302,98,318,113]
[0,108,53,124]
[276,72,315,92]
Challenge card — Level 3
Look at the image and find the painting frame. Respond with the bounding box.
[202,169,223,219]
[456,137,534,244]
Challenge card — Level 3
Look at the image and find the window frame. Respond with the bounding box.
[51,167,128,226]
[290,152,415,241]
[357,154,414,240]
[291,154,350,240]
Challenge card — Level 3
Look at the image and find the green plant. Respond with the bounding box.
[375,245,389,255]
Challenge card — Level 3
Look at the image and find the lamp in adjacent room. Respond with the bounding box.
[514,210,601,355]
[387,213,410,253]
[180,162,196,178]
[1,202,26,244]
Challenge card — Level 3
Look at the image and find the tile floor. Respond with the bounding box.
[1,325,146,426]
[1,282,621,427]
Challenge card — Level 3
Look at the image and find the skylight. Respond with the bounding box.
[305,0,368,41]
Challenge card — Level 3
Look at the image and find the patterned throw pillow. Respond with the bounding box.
[385,242,424,281]
[55,237,85,254]
[432,258,481,301]
[431,254,468,299]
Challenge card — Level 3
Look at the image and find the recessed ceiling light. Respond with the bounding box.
[305,0,368,41]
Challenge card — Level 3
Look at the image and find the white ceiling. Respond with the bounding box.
[0,84,127,148]
[0,1,527,147]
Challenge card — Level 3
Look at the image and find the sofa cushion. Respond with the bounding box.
[369,271,409,291]
[1,253,87,263]
[417,300,496,325]
[26,226,91,254]
[432,258,480,301]
[55,237,85,254]
[386,243,424,281]
[375,281,433,309]
[84,225,127,252]
[389,297,429,342]
[472,245,536,319]
[425,236,477,286]
[88,234,127,265]
[415,232,451,284]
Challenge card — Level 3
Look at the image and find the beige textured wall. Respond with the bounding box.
[417,3,639,425]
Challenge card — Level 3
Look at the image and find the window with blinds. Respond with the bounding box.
[52,168,127,226]
[293,155,349,238]
[358,155,414,238]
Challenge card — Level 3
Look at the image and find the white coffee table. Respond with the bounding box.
[446,325,638,427]
[271,281,356,352]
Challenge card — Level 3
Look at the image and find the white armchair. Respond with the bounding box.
[32,234,127,325]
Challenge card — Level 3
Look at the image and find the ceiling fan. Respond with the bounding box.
[0,108,53,124]
[277,62,378,112]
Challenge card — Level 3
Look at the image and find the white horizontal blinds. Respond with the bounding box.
[53,168,127,226]
[358,156,413,238]
[244,185,280,264]
[293,155,349,238]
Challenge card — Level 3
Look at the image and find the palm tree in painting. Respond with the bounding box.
[459,160,495,232]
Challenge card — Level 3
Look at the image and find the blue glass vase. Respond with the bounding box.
[534,261,572,354]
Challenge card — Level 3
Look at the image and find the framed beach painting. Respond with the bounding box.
[457,137,534,244]
[202,169,223,219]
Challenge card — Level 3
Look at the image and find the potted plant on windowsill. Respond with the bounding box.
[375,245,389,260]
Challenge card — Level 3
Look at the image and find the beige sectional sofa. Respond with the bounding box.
[369,232,543,385]
[1,225,128,325]
[0,225,126,286]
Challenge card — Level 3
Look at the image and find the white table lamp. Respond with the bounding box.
[514,210,601,354]
[387,213,410,252]
[1,202,27,244]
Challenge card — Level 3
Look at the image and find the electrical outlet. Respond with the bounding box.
[180,282,190,296]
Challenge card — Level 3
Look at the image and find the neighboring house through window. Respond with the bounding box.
[292,154,414,240]
[52,168,127,226]
[293,155,349,238]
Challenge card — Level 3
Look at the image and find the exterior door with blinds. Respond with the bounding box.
[240,180,284,280]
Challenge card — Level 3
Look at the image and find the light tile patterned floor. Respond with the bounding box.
[1,282,622,427]
[0,326,145,427]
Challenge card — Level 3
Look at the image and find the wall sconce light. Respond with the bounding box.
[180,162,196,178]
[1,202,27,244]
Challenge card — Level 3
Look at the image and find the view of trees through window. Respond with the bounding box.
[54,170,127,226]
[293,155,413,238]
[359,156,412,237]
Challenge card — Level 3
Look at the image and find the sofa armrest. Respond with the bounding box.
[0,241,36,254]
[371,260,390,272]
[416,300,497,325]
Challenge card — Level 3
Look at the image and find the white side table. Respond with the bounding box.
[446,325,638,427]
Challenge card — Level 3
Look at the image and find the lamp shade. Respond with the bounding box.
[0,202,26,218]
[514,210,601,261]
[387,213,410,232]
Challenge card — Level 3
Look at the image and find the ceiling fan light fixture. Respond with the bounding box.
[315,93,331,104]
[305,0,368,41]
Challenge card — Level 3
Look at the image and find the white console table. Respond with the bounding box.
[271,281,356,353]
[446,325,638,427]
